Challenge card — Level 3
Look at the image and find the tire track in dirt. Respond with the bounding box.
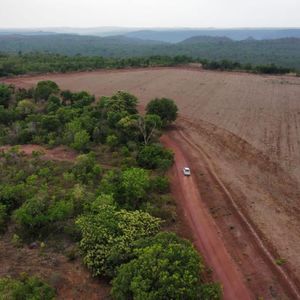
[174,127,300,300]
[161,135,253,300]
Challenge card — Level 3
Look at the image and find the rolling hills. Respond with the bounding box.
[0,33,300,69]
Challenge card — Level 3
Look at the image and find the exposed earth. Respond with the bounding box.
[3,67,300,299]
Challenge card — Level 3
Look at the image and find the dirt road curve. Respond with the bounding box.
[161,135,253,300]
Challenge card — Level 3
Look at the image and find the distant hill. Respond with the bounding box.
[175,37,300,69]
[0,34,166,56]
[0,33,300,70]
[125,28,300,43]
[2,27,300,42]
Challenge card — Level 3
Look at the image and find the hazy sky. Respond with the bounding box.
[0,0,299,28]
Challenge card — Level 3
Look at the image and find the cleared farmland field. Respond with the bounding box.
[4,68,300,298]
[8,68,300,178]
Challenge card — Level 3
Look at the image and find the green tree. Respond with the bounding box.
[119,168,150,209]
[71,130,90,151]
[0,84,12,108]
[106,134,119,149]
[35,80,59,101]
[72,152,102,183]
[16,99,36,116]
[98,91,138,116]
[46,95,61,112]
[111,232,205,300]
[137,114,162,145]
[146,98,178,126]
[41,115,61,132]
[13,194,49,232]
[76,204,161,277]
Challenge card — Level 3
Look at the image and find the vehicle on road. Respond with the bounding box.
[183,167,191,176]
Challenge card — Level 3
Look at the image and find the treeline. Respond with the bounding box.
[202,59,294,74]
[0,81,221,299]
[0,52,295,78]
[0,52,192,77]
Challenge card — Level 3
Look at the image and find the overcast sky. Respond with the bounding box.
[0,0,299,28]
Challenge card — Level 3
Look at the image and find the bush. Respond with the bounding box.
[0,183,28,212]
[76,204,161,277]
[199,283,223,300]
[14,192,73,236]
[0,204,7,232]
[14,194,49,232]
[106,134,119,149]
[0,274,55,300]
[150,176,170,193]
[72,152,102,184]
[111,232,205,300]
[137,144,173,170]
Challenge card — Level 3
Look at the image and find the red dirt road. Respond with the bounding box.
[161,135,253,300]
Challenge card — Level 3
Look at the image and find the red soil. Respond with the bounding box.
[3,67,300,299]
[162,125,300,299]
[161,134,252,300]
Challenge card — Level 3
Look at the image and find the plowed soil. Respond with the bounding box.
[4,68,300,299]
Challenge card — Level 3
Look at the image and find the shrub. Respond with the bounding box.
[0,274,55,300]
[72,152,102,184]
[14,192,73,236]
[14,194,50,232]
[150,176,170,193]
[275,258,287,266]
[0,204,7,232]
[199,283,223,300]
[137,144,173,170]
[106,134,119,149]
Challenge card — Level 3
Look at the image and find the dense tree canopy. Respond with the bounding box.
[111,232,205,300]
[146,98,178,126]
[76,203,161,277]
